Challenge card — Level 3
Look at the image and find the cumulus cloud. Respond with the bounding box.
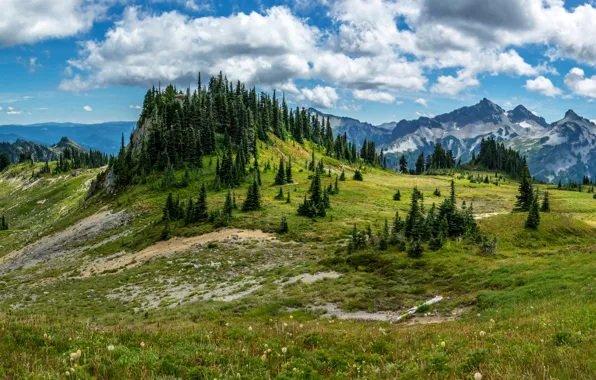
[564,68,596,98]
[129,105,142,109]
[298,86,339,109]
[0,0,113,46]
[525,76,562,97]
[83,105,93,112]
[415,98,428,107]
[6,106,23,115]
[0,106,3,111]
[352,89,395,103]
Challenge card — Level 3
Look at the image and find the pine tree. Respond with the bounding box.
[275,187,284,200]
[515,161,533,211]
[242,176,261,211]
[434,187,441,197]
[286,186,291,203]
[450,180,456,205]
[333,175,339,194]
[161,210,172,241]
[278,216,289,233]
[194,183,209,222]
[525,194,540,230]
[297,169,327,218]
[223,189,234,218]
[0,215,8,231]
[399,155,408,173]
[286,158,293,184]
[275,157,286,185]
[353,169,363,181]
[540,191,550,212]
[339,169,346,181]
[393,189,401,201]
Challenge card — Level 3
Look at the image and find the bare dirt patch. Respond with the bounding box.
[278,271,341,286]
[79,229,275,277]
[0,209,128,273]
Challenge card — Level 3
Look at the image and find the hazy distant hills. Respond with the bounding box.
[0,121,136,155]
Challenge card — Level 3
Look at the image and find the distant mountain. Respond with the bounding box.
[0,139,58,163]
[309,99,596,183]
[0,121,136,154]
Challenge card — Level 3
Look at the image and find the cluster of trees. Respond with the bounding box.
[557,178,595,193]
[350,181,495,256]
[398,143,457,175]
[514,162,550,229]
[471,138,526,179]
[297,168,331,218]
[0,215,8,231]
[0,153,10,171]
[54,148,109,173]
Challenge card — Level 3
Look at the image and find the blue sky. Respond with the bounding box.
[2,0,596,126]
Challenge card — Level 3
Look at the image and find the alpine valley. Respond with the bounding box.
[311,98,596,183]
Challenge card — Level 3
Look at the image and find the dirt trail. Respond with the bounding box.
[79,229,275,277]
[474,211,508,220]
[0,209,128,273]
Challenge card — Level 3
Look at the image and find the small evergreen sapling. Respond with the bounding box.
[353,169,363,181]
[540,191,550,212]
[525,194,540,229]
[393,189,401,201]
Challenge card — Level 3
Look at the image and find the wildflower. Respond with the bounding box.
[440,341,446,348]
[225,323,229,327]
[299,324,304,328]
[283,323,288,327]
[290,315,294,319]
[261,353,267,361]
[267,348,272,353]
[107,345,115,351]
[140,342,145,348]
[281,347,287,355]
[474,372,482,380]
[69,350,81,362]
[65,371,71,377]
[43,333,47,339]
[248,326,253,332]
[70,368,75,373]
[479,331,486,338]
[490,319,495,324]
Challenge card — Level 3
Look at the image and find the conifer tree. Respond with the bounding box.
[515,161,533,211]
[275,187,284,200]
[525,194,540,229]
[333,175,339,194]
[223,189,234,218]
[297,169,327,218]
[275,157,286,185]
[449,180,456,205]
[393,189,401,201]
[286,186,291,203]
[541,191,550,212]
[0,215,8,231]
[353,169,363,181]
[242,176,261,211]
[339,170,346,181]
[194,183,209,222]
[286,158,293,184]
[185,198,194,225]
[399,155,408,173]
[161,210,172,241]
[279,216,289,233]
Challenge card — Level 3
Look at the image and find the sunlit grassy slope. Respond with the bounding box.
[0,136,594,379]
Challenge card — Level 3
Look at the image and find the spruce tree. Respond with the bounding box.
[393,189,401,201]
[275,187,284,200]
[286,186,291,203]
[525,194,540,230]
[278,216,289,233]
[449,180,456,205]
[353,169,363,181]
[161,211,172,241]
[223,189,234,218]
[540,191,550,212]
[242,176,261,211]
[275,158,286,185]
[515,161,533,211]
[286,158,293,184]
[194,183,209,222]
[297,169,327,218]
[0,215,8,231]
[333,175,339,194]
[339,170,346,181]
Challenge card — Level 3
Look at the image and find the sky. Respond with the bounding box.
[2,0,596,126]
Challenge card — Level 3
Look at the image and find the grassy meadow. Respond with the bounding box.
[0,136,595,379]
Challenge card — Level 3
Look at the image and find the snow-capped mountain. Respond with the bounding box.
[310,99,596,183]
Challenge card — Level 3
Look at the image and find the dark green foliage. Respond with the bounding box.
[274,157,286,185]
[286,186,291,203]
[399,155,408,173]
[333,175,339,194]
[161,164,177,190]
[353,169,363,181]
[393,189,401,201]
[407,239,424,258]
[242,176,261,211]
[473,137,526,179]
[297,170,328,218]
[0,215,8,231]
[515,161,533,211]
[275,187,284,200]
[433,187,441,197]
[223,190,234,218]
[349,225,368,252]
[194,183,209,222]
[339,170,346,181]
[541,191,551,212]
[525,194,540,229]
[161,211,172,241]
[278,216,289,234]
[286,158,293,184]
[0,152,10,171]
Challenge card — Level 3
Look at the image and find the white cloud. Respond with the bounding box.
[0,106,3,111]
[6,106,22,115]
[0,0,113,46]
[129,105,142,109]
[431,70,480,95]
[564,68,596,99]
[298,86,339,109]
[395,100,404,105]
[415,98,428,107]
[524,76,562,97]
[35,107,49,110]
[64,66,74,77]
[352,89,395,103]
[83,105,93,112]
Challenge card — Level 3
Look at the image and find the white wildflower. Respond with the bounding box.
[474,372,482,380]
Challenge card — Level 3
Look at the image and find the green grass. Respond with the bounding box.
[0,137,595,379]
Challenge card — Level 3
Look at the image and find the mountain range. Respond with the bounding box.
[0,121,136,155]
[311,99,596,183]
[0,137,86,163]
